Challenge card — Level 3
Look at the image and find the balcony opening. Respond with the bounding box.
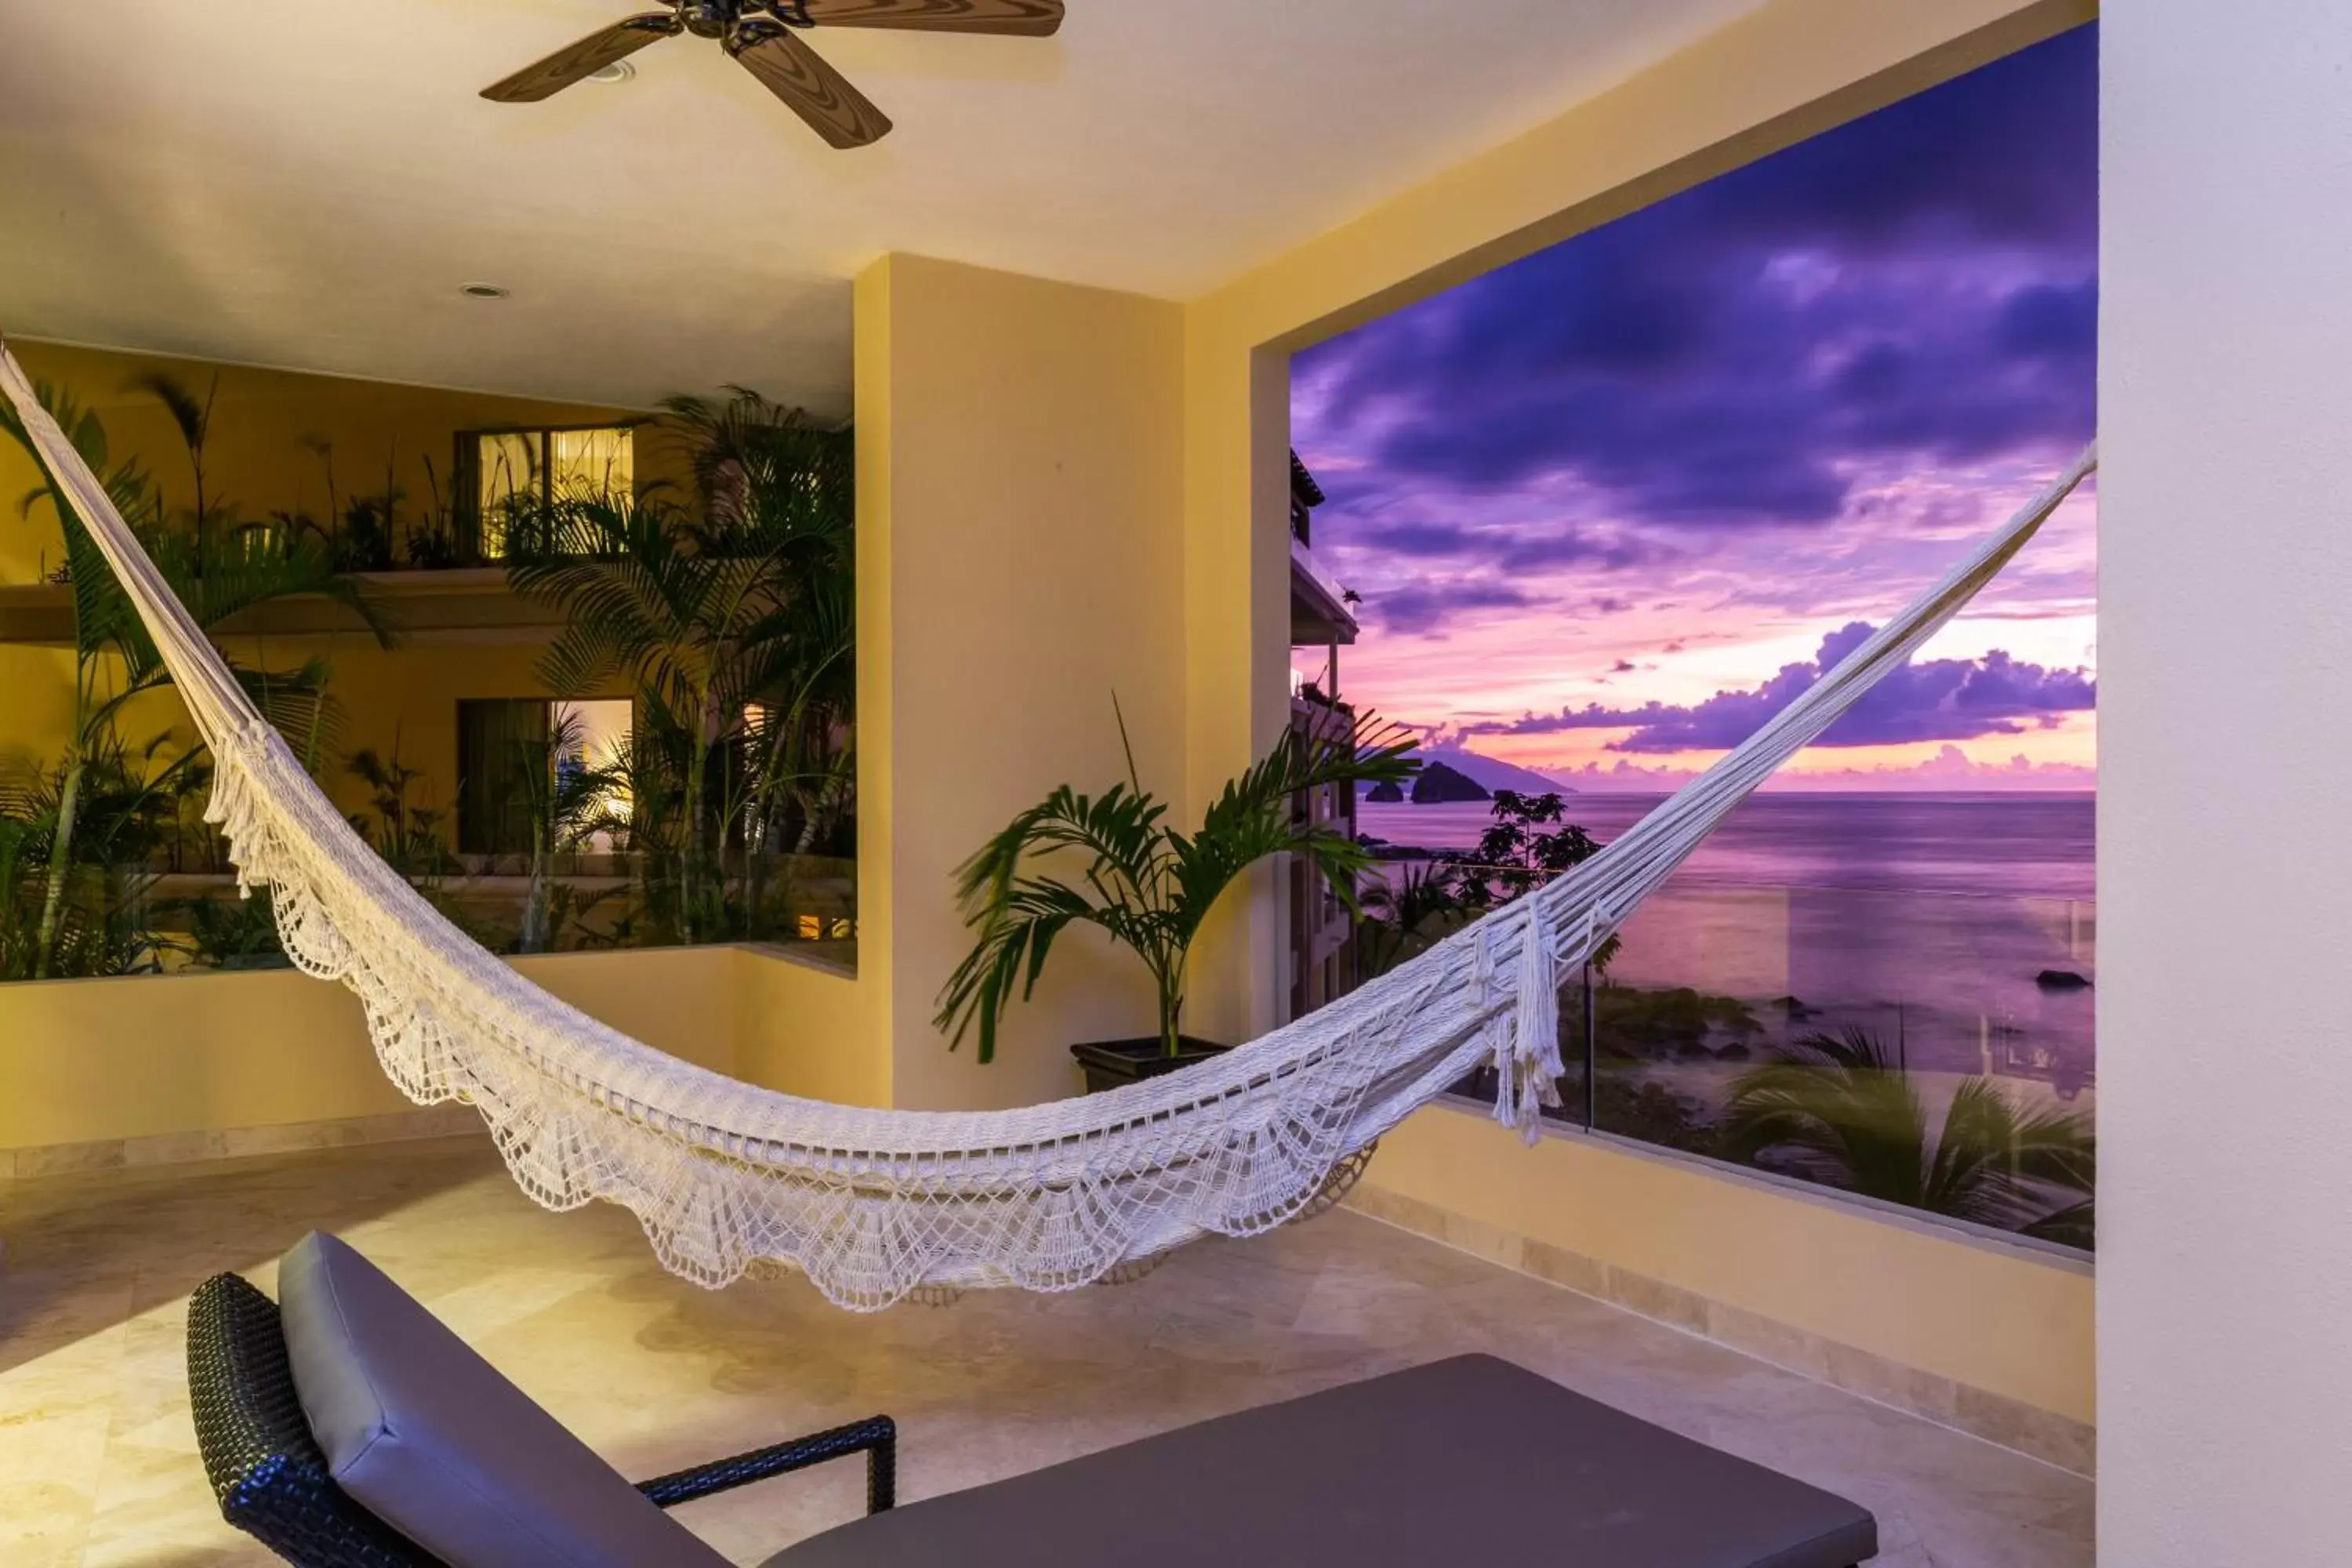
[1290,22,2098,1250]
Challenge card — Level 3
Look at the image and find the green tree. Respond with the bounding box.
[344,736,454,877]
[1719,1026,2095,1239]
[937,704,1417,1062]
[1356,859,1469,978]
[658,388,856,887]
[2,379,387,977]
[1453,790,1602,906]
[1430,790,1620,975]
[506,393,852,944]
[125,371,227,566]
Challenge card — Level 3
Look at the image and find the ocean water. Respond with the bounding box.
[1359,792,2096,1097]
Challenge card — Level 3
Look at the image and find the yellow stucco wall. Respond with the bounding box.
[852,254,1188,1112]
[0,944,742,1151]
[734,946,883,1109]
[1365,1105,2096,1425]
[0,941,894,1149]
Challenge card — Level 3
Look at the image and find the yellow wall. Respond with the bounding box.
[735,946,885,1109]
[1364,1105,2095,1425]
[0,940,886,1149]
[854,255,1188,1111]
[0,943,743,1151]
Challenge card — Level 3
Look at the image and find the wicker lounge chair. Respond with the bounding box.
[188,1232,1877,1567]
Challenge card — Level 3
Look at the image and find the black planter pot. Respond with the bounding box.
[1070,1036,1232,1095]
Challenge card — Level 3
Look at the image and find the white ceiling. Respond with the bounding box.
[0,0,1758,415]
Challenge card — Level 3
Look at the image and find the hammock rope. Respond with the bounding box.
[0,343,2095,1309]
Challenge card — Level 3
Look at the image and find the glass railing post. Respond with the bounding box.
[1582,958,1597,1131]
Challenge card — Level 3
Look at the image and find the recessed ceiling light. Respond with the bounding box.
[589,60,636,84]
[460,283,510,300]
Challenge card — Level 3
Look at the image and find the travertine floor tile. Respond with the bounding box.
[0,1137,2092,1566]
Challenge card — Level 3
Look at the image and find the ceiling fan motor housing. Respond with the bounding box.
[681,0,739,39]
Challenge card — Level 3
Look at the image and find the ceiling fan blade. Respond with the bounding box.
[729,22,895,149]
[798,0,1064,37]
[481,13,683,103]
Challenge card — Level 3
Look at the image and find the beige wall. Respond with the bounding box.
[735,946,884,1109]
[0,943,744,1152]
[2098,0,2352,1556]
[855,255,1188,1110]
[0,941,887,1149]
[1365,1105,2094,1426]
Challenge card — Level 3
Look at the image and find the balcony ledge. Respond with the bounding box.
[0,568,569,646]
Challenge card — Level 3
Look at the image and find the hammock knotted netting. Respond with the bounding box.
[0,344,2095,1309]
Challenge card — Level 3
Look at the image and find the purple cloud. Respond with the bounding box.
[1294,26,2098,541]
[1494,531,1671,573]
[1370,581,1534,637]
[1467,622,2096,752]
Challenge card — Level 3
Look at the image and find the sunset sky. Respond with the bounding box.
[1292,24,2097,793]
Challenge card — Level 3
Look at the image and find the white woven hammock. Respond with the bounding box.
[0,345,2093,1309]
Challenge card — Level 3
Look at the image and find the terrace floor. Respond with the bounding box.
[0,1136,2092,1566]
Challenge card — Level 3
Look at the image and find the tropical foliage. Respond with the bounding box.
[503,389,855,948]
[0,374,387,977]
[938,705,1417,1062]
[1452,789,1604,907]
[1356,789,1617,978]
[0,369,855,978]
[344,739,456,878]
[1719,1026,2095,1241]
[1356,859,1468,978]
[510,710,629,953]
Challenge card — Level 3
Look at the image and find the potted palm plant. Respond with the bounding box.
[935,704,1416,1089]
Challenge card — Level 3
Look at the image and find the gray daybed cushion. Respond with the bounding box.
[277,1230,731,1568]
[768,1353,1876,1568]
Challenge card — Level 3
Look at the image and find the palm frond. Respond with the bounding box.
[124,371,212,455]
[1723,1027,2095,1234]
[937,702,1417,1061]
[934,877,1114,1063]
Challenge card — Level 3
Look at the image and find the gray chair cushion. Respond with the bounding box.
[278,1231,731,1568]
[768,1354,1875,1568]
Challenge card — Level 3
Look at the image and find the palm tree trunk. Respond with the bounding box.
[1158,964,1185,1058]
[684,729,710,945]
[34,756,84,979]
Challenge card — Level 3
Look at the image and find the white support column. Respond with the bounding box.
[2100,4,2352,1558]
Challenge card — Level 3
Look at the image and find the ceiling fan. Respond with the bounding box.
[481,0,1065,149]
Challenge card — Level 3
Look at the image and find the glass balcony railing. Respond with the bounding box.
[1449,879,2096,1250]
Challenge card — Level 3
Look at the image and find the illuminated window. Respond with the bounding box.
[458,425,635,559]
